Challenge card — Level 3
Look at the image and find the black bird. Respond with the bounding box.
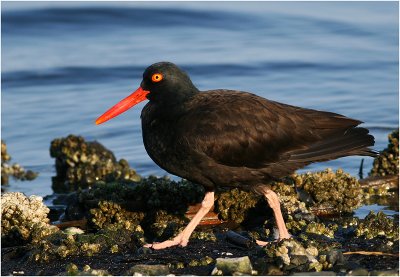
[96,62,375,249]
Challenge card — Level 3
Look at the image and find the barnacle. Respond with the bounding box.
[50,135,140,192]
[1,192,58,246]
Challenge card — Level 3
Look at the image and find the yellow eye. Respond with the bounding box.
[151,73,163,83]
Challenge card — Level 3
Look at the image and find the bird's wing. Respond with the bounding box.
[175,90,374,179]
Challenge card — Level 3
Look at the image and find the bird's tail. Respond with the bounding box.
[288,126,377,163]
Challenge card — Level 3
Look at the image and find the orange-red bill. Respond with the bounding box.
[95,87,150,125]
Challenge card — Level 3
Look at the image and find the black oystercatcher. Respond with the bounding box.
[96,62,376,249]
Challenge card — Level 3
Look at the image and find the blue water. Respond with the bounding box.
[2,2,398,206]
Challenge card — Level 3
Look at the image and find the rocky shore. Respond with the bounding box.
[1,132,399,276]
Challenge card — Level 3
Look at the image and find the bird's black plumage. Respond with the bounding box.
[140,62,376,192]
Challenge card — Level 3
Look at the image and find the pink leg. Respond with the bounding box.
[255,188,291,246]
[144,191,215,250]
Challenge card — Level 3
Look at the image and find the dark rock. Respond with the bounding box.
[264,264,284,275]
[125,264,169,276]
[290,255,309,266]
[136,246,153,255]
[326,250,344,265]
[212,256,254,275]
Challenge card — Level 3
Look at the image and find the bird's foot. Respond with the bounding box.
[278,233,292,241]
[144,235,188,250]
[256,239,269,246]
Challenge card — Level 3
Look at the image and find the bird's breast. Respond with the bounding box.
[141,103,189,175]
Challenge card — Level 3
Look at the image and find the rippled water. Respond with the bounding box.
[2,1,398,212]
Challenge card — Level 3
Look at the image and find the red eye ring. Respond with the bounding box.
[151,73,163,83]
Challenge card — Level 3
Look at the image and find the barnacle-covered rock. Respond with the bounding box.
[355,211,399,239]
[317,249,345,271]
[263,238,323,272]
[271,180,315,235]
[125,264,170,276]
[65,263,111,276]
[1,140,38,185]
[271,180,310,216]
[144,210,187,241]
[212,256,254,275]
[50,134,140,192]
[191,230,217,242]
[370,130,399,177]
[1,192,58,246]
[294,169,362,214]
[66,178,203,229]
[89,200,144,231]
[215,188,261,223]
[134,176,205,213]
[29,225,141,262]
[189,256,214,267]
[304,222,336,239]
[65,178,205,242]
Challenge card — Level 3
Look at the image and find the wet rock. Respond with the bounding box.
[1,192,58,246]
[314,249,345,272]
[136,246,153,254]
[64,263,111,276]
[226,230,254,249]
[65,263,79,275]
[292,271,336,276]
[1,140,38,185]
[294,169,362,214]
[135,177,205,213]
[50,134,140,192]
[188,256,214,267]
[370,129,399,177]
[212,256,254,275]
[355,211,399,239]
[347,268,369,276]
[264,264,284,275]
[369,270,400,276]
[125,264,170,276]
[28,225,140,262]
[66,176,204,219]
[145,210,187,241]
[191,230,217,242]
[271,179,311,217]
[63,227,84,235]
[65,178,205,242]
[270,179,316,237]
[305,222,336,239]
[361,175,398,200]
[325,250,344,265]
[263,238,323,272]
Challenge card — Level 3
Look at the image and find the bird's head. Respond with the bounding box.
[95,62,198,125]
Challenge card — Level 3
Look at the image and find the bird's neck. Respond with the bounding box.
[152,86,199,108]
